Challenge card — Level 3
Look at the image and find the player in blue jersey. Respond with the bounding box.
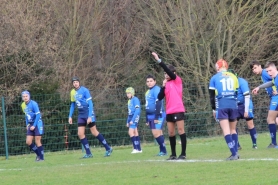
[68,77,113,158]
[250,61,278,148]
[145,75,167,156]
[228,70,258,149]
[21,91,44,162]
[126,87,142,153]
[209,59,239,160]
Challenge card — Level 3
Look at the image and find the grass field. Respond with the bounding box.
[1,133,278,185]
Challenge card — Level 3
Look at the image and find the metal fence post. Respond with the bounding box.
[2,96,9,159]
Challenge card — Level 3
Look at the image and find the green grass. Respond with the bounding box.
[1,133,278,185]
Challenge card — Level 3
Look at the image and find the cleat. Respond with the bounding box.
[35,156,40,161]
[157,152,167,156]
[137,150,142,153]
[237,146,242,150]
[131,149,138,154]
[267,143,277,148]
[177,155,186,160]
[253,144,258,149]
[104,148,113,157]
[226,155,238,161]
[236,152,240,159]
[80,154,93,159]
[166,155,177,160]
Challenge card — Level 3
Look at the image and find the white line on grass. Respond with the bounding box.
[1,158,278,171]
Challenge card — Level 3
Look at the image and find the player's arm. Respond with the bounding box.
[131,99,140,123]
[209,89,216,111]
[151,52,176,80]
[87,99,93,118]
[155,99,162,120]
[158,61,176,80]
[157,87,165,101]
[32,102,41,128]
[243,91,250,112]
[68,102,76,118]
[252,81,273,94]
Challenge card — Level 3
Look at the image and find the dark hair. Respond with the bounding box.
[249,61,261,69]
[167,64,176,73]
[146,74,156,80]
[265,61,276,68]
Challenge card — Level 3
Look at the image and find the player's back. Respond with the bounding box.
[209,71,238,109]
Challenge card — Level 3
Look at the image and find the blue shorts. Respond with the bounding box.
[77,115,96,127]
[237,103,254,120]
[269,96,278,111]
[216,108,238,120]
[26,120,44,136]
[127,115,139,129]
[146,113,166,130]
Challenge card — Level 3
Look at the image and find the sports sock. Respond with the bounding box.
[37,146,44,160]
[179,133,187,156]
[29,143,40,156]
[135,136,142,151]
[224,135,236,156]
[169,136,176,156]
[131,136,137,150]
[156,135,166,153]
[269,124,277,145]
[96,133,110,151]
[80,138,91,155]
[231,133,238,153]
[249,127,257,145]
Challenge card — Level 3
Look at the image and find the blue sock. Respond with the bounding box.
[80,138,91,155]
[249,128,257,145]
[37,146,44,160]
[29,143,40,156]
[136,136,142,151]
[269,124,277,145]
[131,136,136,149]
[156,135,166,153]
[224,135,236,156]
[231,134,238,153]
[96,133,110,151]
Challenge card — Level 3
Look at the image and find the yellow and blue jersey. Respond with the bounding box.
[145,85,165,114]
[21,100,42,126]
[209,71,239,109]
[237,77,251,104]
[70,86,93,118]
[261,69,276,97]
[127,96,141,123]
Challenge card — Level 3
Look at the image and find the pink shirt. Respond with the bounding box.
[165,75,185,114]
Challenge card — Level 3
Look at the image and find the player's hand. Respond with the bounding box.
[244,112,249,118]
[162,79,167,87]
[87,117,92,124]
[151,52,160,61]
[252,87,260,95]
[129,121,133,125]
[68,117,73,124]
[273,90,278,95]
[145,122,149,126]
[154,120,159,124]
[212,110,216,119]
[30,126,35,131]
[126,123,129,127]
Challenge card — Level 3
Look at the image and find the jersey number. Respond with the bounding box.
[220,78,234,91]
